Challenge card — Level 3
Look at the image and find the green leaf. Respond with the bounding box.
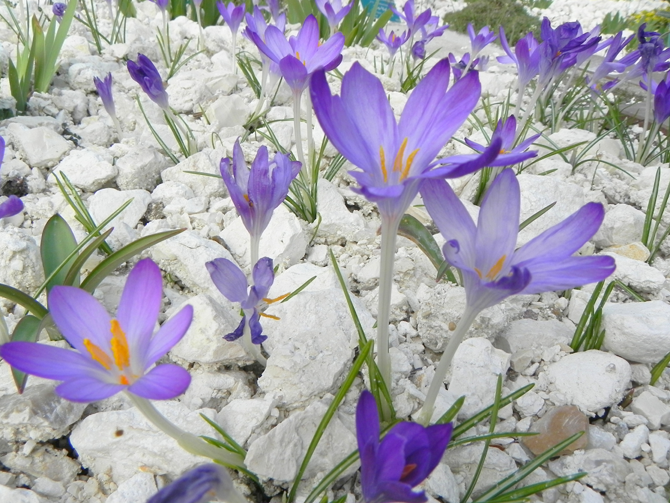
[35,0,78,92]
[651,350,670,385]
[9,315,42,393]
[41,215,79,291]
[80,229,185,293]
[62,228,114,287]
[0,284,48,319]
[519,201,556,231]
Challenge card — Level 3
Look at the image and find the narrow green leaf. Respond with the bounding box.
[398,214,444,271]
[642,167,661,247]
[486,472,586,502]
[519,201,556,231]
[280,276,316,303]
[651,351,670,385]
[435,395,465,425]
[0,284,48,319]
[10,315,42,393]
[41,215,79,291]
[62,228,114,288]
[199,413,247,457]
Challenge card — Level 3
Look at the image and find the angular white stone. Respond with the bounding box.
[48,149,117,191]
[0,228,43,305]
[443,443,516,496]
[161,151,225,199]
[630,391,670,430]
[620,424,649,458]
[603,301,670,363]
[316,179,366,242]
[106,473,158,503]
[602,252,665,294]
[548,448,631,492]
[545,350,630,414]
[648,431,670,465]
[7,124,72,168]
[497,319,573,354]
[116,147,170,191]
[0,486,44,503]
[151,181,195,204]
[88,188,151,239]
[216,396,276,447]
[206,94,251,128]
[593,204,646,248]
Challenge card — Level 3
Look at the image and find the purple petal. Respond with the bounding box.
[424,423,453,474]
[128,364,191,399]
[251,257,274,300]
[279,55,309,93]
[295,15,319,61]
[375,482,427,503]
[49,286,113,355]
[145,305,194,366]
[264,25,293,62]
[224,316,246,341]
[206,258,249,304]
[55,377,125,402]
[308,33,345,72]
[375,432,406,482]
[356,390,380,452]
[0,342,101,380]
[0,196,23,219]
[520,255,615,294]
[248,310,267,344]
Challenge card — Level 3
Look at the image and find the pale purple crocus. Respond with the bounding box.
[127,54,169,110]
[411,40,426,60]
[391,0,431,37]
[377,28,409,60]
[52,2,66,20]
[0,259,193,402]
[497,28,541,91]
[417,169,615,423]
[206,257,274,345]
[148,464,246,503]
[357,390,453,503]
[587,31,634,93]
[218,1,246,35]
[654,74,670,124]
[262,0,282,25]
[150,0,169,11]
[0,137,24,219]
[316,0,352,34]
[93,73,117,119]
[467,23,496,59]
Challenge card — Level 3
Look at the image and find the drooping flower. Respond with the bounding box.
[0,259,193,402]
[217,1,246,35]
[147,464,246,503]
[0,137,24,219]
[206,257,274,344]
[460,115,540,166]
[220,140,300,242]
[357,390,453,503]
[391,0,431,37]
[377,28,409,59]
[467,23,496,58]
[310,59,502,223]
[248,14,345,94]
[52,2,66,20]
[127,54,169,110]
[421,169,616,315]
[315,0,352,33]
[93,73,116,119]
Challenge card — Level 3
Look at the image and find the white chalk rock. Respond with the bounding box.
[49,149,117,192]
[206,94,251,128]
[548,449,631,492]
[0,228,43,303]
[151,181,195,204]
[6,124,72,168]
[221,205,308,269]
[497,319,573,354]
[602,252,665,294]
[593,204,646,248]
[245,399,357,482]
[631,166,670,223]
[161,151,225,199]
[425,463,459,503]
[180,368,251,411]
[316,179,366,242]
[0,486,44,503]
[169,294,250,365]
[216,395,277,447]
[630,391,670,430]
[106,473,158,503]
[70,401,217,484]
[648,431,670,465]
[88,188,152,240]
[443,443,516,496]
[603,301,670,363]
[620,424,649,459]
[449,338,511,418]
[545,350,630,414]
[269,262,340,294]
[1,444,80,483]
[116,147,170,191]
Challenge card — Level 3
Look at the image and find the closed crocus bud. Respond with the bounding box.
[93,73,116,118]
[52,2,66,19]
[127,54,169,110]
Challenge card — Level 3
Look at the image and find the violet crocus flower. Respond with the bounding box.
[148,464,246,503]
[587,31,634,92]
[0,259,193,402]
[315,0,352,34]
[0,137,24,219]
[52,2,66,20]
[262,0,282,25]
[217,1,246,35]
[377,29,409,60]
[411,40,426,60]
[93,73,116,119]
[357,390,453,503]
[206,257,274,345]
[497,28,541,90]
[654,74,670,124]
[127,54,169,110]
[467,23,496,58]
[391,0,431,37]
[418,15,448,43]
[248,14,345,94]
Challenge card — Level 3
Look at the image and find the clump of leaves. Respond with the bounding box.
[443,0,541,46]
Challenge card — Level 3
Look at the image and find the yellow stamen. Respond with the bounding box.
[400,148,419,181]
[243,193,254,208]
[485,255,507,280]
[263,292,291,304]
[110,319,130,371]
[119,375,130,385]
[475,268,483,279]
[260,313,280,320]
[393,138,408,172]
[379,146,388,182]
[84,339,112,370]
[401,464,417,479]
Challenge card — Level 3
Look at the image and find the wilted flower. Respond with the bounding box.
[148,464,246,503]
[52,2,66,20]
[93,73,116,119]
[127,54,169,110]
[357,390,453,503]
[0,259,193,402]
[0,137,23,219]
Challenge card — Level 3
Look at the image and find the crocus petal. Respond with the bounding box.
[224,316,246,342]
[206,258,249,304]
[145,305,194,367]
[128,364,191,399]
[520,255,615,294]
[0,342,102,380]
[295,15,319,61]
[375,432,406,483]
[0,196,23,219]
[279,55,309,93]
[374,482,427,503]
[49,286,113,355]
[308,33,345,72]
[248,310,267,344]
[251,257,274,301]
[55,377,125,402]
[356,390,380,452]
[264,25,293,61]
[425,423,454,471]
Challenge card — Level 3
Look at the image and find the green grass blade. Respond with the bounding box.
[0,284,48,319]
[435,395,465,425]
[10,315,42,393]
[519,202,556,231]
[62,228,114,287]
[397,213,445,271]
[280,276,316,303]
[199,413,247,457]
[642,167,661,247]
[486,472,586,502]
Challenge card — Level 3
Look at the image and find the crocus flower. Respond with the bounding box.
[497,28,541,90]
[460,115,540,166]
[587,31,634,92]
[0,137,24,219]
[127,54,169,110]
[52,2,66,20]
[467,23,496,58]
[377,28,409,60]
[248,14,345,94]
[217,1,246,35]
[0,259,193,402]
[93,73,116,119]
[357,390,453,503]
[411,40,426,60]
[391,0,431,37]
[448,52,483,82]
[245,5,285,41]
[418,15,448,43]
[315,0,352,33]
[654,74,670,124]
[148,464,246,503]
[206,257,274,344]
[310,59,502,223]
[262,0,282,25]
[421,169,615,314]
[220,140,300,243]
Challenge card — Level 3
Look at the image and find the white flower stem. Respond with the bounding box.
[250,234,260,271]
[417,307,479,426]
[252,61,270,117]
[165,108,196,154]
[305,91,314,172]
[292,90,307,169]
[111,114,123,140]
[376,214,401,392]
[516,83,543,143]
[194,5,205,51]
[127,393,246,466]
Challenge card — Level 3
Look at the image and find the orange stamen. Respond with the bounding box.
[393,138,408,172]
[110,319,130,371]
[485,255,507,280]
[263,293,291,304]
[401,464,417,479]
[400,148,419,181]
[84,339,112,370]
[119,375,130,385]
[260,313,280,320]
[379,146,388,182]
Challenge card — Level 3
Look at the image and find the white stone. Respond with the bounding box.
[0,486,44,503]
[106,473,157,503]
[497,319,573,354]
[269,262,340,294]
[425,463,459,503]
[593,204,646,248]
[646,464,670,486]
[630,391,670,430]
[151,181,196,203]
[548,448,631,492]
[603,301,670,363]
[70,401,218,484]
[0,228,43,305]
[631,166,670,222]
[579,486,605,503]
[88,188,152,242]
[245,399,357,482]
[216,395,276,447]
[631,364,652,385]
[6,124,72,168]
[180,368,251,411]
[449,338,511,418]
[587,426,617,451]
[1,444,80,483]
[161,151,225,199]
[545,350,631,414]
[443,443,516,496]
[649,431,670,464]
[515,391,545,417]
[316,179,366,242]
[602,252,666,294]
[220,205,308,269]
[620,424,649,458]
[206,94,251,128]
[116,147,170,191]
[31,477,65,498]
[49,149,117,191]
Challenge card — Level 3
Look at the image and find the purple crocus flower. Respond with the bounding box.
[150,0,169,10]
[497,29,541,90]
[148,464,245,503]
[0,259,193,402]
[206,257,274,344]
[411,40,426,60]
[0,137,23,219]
[217,1,246,35]
[377,29,409,59]
[357,390,453,503]
[310,59,502,223]
[127,54,169,110]
[52,2,66,20]
[248,14,345,94]
[421,169,616,315]
[262,0,282,25]
[93,73,116,118]
[418,15,448,43]
[654,74,670,124]
[467,23,496,58]
[587,31,634,92]
[315,0,352,33]
[220,140,300,242]
[391,0,431,37]
[245,6,285,41]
